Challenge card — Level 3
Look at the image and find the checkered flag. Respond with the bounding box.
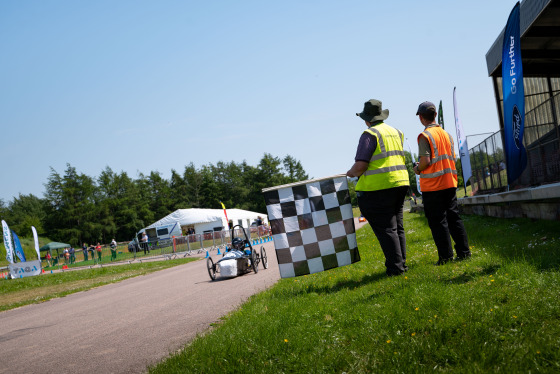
[262,174,360,278]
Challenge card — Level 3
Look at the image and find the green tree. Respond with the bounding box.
[170,169,190,210]
[3,194,46,236]
[282,155,309,183]
[184,163,204,208]
[44,164,99,246]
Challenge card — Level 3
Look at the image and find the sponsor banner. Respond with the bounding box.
[262,175,360,278]
[9,260,42,278]
[502,1,527,184]
[2,220,15,264]
[12,231,26,262]
[32,226,41,260]
[453,87,473,188]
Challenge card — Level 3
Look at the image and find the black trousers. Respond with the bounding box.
[422,187,470,260]
[357,186,408,276]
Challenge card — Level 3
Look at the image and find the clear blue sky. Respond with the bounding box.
[1,0,517,203]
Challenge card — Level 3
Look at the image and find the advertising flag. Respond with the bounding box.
[12,231,26,262]
[32,226,41,260]
[453,87,472,188]
[2,220,15,264]
[437,100,445,130]
[502,1,527,184]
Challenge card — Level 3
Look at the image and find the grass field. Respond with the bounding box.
[150,212,560,373]
[0,258,198,312]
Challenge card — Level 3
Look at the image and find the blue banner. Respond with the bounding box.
[12,231,26,262]
[502,1,527,184]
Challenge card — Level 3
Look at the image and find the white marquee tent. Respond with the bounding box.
[145,208,267,234]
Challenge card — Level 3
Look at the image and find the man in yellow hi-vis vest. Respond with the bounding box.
[347,99,410,276]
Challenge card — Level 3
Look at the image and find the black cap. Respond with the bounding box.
[416,101,436,115]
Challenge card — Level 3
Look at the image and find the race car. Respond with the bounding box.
[207,225,268,281]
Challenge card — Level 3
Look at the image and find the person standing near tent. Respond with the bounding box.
[347,99,410,277]
[69,246,76,264]
[46,251,52,267]
[110,239,117,261]
[141,232,149,254]
[82,243,88,261]
[96,243,102,263]
[413,101,471,265]
[89,244,95,263]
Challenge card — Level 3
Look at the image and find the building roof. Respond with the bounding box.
[486,0,560,77]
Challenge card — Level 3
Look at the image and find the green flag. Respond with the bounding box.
[438,100,444,130]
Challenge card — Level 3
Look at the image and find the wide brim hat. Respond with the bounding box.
[356,99,389,122]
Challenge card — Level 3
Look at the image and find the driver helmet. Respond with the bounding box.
[231,237,244,251]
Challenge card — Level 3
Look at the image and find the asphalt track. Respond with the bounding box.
[0,241,280,374]
[0,219,367,373]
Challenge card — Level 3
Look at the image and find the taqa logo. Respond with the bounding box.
[512,105,522,150]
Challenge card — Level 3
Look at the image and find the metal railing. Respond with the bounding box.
[38,225,272,271]
[469,93,560,194]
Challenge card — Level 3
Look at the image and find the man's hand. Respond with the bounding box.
[346,161,369,178]
[413,156,430,175]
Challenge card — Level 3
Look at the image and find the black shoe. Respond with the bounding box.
[435,258,453,266]
[454,254,471,261]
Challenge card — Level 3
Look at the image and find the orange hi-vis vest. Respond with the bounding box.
[417,126,458,192]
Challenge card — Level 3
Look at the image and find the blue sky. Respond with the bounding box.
[1,0,517,203]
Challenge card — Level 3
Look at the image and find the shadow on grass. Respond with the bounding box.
[289,271,389,297]
[444,263,502,285]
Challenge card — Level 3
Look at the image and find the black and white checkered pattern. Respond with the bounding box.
[262,175,360,278]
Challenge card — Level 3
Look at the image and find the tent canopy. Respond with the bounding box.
[39,242,71,252]
[145,208,266,230]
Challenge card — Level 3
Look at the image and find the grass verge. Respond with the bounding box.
[150,213,560,373]
[0,258,198,312]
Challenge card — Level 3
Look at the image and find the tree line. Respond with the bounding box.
[0,154,309,247]
[1,151,424,249]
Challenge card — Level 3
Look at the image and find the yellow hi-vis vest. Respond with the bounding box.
[356,123,410,192]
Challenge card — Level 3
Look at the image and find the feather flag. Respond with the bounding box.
[437,100,445,130]
[12,231,26,262]
[32,226,41,260]
[502,1,527,184]
[2,220,15,264]
[453,87,473,188]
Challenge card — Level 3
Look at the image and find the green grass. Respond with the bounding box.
[0,257,198,311]
[150,213,560,373]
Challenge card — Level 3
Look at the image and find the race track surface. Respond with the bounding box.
[0,219,367,373]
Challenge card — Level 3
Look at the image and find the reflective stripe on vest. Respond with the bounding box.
[363,164,408,176]
[417,126,458,191]
[356,123,410,192]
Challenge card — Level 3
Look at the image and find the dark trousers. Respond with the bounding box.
[422,187,470,260]
[357,186,408,276]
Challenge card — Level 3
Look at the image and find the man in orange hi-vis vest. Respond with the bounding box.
[413,101,471,265]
